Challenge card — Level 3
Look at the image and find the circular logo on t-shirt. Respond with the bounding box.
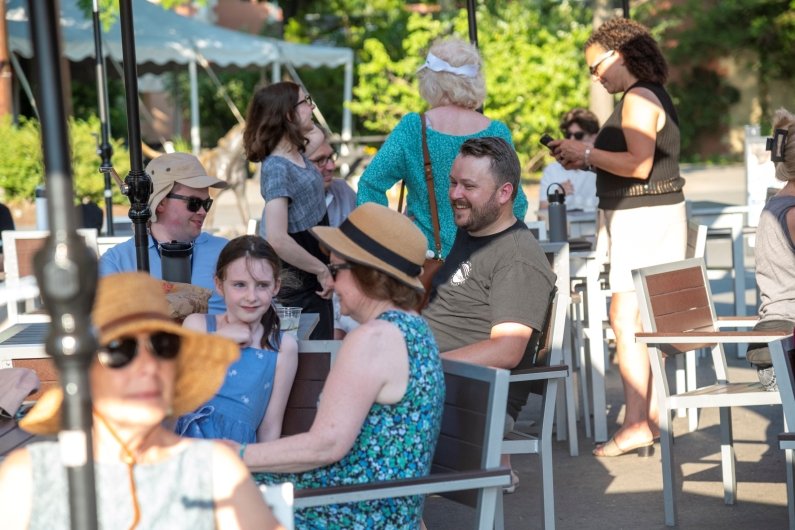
[451,261,472,286]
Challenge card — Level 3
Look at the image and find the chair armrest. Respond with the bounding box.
[509,365,568,383]
[715,316,759,328]
[636,330,789,345]
[292,467,512,508]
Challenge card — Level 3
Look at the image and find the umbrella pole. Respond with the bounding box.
[623,1,630,18]
[118,0,151,272]
[92,0,114,236]
[27,1,99,529]
[466,0,479,48]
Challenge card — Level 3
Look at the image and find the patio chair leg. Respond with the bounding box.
[675,354,686,418]
[660,415,677,526]
[475,487,498,530]
[494,490,505,530]
[719,406,737,505]
[686,350,698,432]
[786,448,795,530]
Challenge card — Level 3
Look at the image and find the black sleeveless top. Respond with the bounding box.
[594,81,685,210]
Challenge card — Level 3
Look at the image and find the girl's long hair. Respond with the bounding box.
[216,235,283,350]
[243,81,307,162]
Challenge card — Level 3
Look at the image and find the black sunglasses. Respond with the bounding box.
[98,331,181,369]
[328,262,353,279]
[166,193,213,213]
[564,131,586,140]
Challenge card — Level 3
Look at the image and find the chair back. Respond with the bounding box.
[432,359,509,507]
[97,235,131,256]
[686,221,708,259]
[633,257,717,355]
[281,340,341,436]
[771,335,795,430]
[3,229,98,324]
[525,220,548,242]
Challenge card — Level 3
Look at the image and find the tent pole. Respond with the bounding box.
[342,57,352,142]
[118,0,151,272]
[272,61,281,84]
[189,55,200,155]
[91,0,114,235]
[27,1,99,528]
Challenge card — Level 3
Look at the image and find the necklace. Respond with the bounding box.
[94,411,161,530]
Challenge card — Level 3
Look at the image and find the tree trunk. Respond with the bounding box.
[0,0,13,119]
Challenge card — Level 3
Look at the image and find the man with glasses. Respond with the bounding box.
[539,108,600,211]
[100,152,229,314]
[305,125,357,338]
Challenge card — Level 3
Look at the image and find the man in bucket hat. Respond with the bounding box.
[99,152,229,313]
[423,137,556,493]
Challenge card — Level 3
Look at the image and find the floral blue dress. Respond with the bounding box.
[255,310,445,530]
[175,315,279,443]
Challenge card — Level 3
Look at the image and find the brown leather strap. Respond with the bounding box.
[421,113,442,259]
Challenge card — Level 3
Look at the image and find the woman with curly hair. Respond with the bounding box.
[550,18,687,457]
[243,81,334,339]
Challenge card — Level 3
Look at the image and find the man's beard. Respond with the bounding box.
[453,190,500,233]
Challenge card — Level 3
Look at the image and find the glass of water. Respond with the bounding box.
[276,306,302,337]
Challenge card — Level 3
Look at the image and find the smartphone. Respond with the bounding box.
[539,133,555,150]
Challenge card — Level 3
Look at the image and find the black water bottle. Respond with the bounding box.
[547,183,568,242]
[160,241,193,283]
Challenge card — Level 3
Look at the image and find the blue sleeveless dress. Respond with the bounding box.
[255,310,445,529]
[175,315,280,443]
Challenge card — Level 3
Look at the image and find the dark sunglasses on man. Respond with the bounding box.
[166,193,213,213]
[563,131,586,140]
[97,331,181,369]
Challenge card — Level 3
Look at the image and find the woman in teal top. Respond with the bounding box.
[357,37,528,258]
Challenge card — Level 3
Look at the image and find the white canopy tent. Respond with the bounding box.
[6,0,354,150]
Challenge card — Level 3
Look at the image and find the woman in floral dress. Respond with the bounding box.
[235,203,445,529]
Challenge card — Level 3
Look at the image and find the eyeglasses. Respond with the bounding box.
[564,131,586,140]
[589,49,615,77]
[97,331,181,369]
[328,262,353,279]
[166,193,213,213]
[311,152,338,167]
[294,94,314,108]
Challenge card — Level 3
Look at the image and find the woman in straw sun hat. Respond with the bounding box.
[0,272,279,530]
[243,203,446,529]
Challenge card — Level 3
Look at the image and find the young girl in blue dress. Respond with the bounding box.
[175,235,298,444]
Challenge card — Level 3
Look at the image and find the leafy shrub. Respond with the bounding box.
[0,115,131,204]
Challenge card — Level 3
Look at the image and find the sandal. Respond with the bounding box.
[593,437,654,458]
[503,470,520,494]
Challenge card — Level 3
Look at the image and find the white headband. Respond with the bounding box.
[417,52,479,78]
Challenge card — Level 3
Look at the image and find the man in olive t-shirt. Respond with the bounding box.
[424,136,556,424]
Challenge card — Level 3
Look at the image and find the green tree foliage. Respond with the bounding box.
[0,116,130,203]
[349,1,592,171]
[641,0,795,141]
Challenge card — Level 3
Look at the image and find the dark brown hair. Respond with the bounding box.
[459,137,521,199]
[216,235,283,350]
[559,108,600,135]
[349,264,422,311]
[585,18,668,85]
[243,82,307,162]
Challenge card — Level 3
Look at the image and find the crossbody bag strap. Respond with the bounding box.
[421,113,442,259]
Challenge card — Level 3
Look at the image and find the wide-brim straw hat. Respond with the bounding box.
[311,203,428,291]
[20,272,239,435]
